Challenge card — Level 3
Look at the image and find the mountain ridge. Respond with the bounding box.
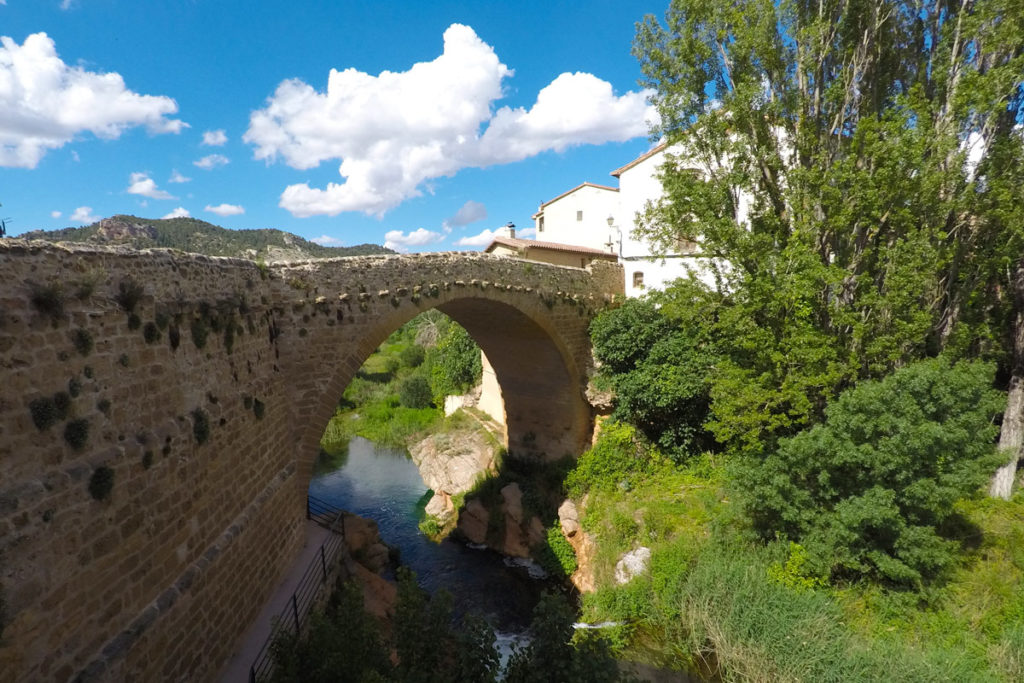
[18,215,393,262]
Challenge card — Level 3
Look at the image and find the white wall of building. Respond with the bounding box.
[534,184,620,253]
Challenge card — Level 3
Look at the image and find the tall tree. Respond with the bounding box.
[634,0,1024,493]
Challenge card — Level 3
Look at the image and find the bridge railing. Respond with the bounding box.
[249,495,347,683]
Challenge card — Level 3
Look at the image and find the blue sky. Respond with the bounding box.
[1,0,663,251]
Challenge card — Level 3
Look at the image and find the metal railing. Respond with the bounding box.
[248,495,347,683]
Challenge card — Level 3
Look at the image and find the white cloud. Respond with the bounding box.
[194,153,229,170]
[60,0,74,9]
[126,171,175,200]
[162,207,190,219]
[169,169,191,183]
[205,203,244,216]
[383,228,444,253]
[518,227,537,238]
[455,228,498,247]
[0,33,186,169]
[201,129,228,146]
[70,206,98,223]
[446,199,487,228]
[311,234,342,246]
[245,24,653,218]
[51,210,62,218]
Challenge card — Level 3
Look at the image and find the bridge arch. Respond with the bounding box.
[0,242,621,682]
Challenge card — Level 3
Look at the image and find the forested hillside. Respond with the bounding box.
[19,215,393,261]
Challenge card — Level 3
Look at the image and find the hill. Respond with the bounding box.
[18,215,393,261]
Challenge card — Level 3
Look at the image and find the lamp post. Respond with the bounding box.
[605,215,621,258]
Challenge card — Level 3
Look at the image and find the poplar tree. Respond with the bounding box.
[634,0,1024,495]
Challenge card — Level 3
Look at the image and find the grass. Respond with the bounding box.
[572,424,1024,682]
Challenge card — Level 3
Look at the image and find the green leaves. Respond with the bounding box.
[742,358,1005,585]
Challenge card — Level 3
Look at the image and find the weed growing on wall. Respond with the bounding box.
[192,408,210,444]
[64,418,90,451]
[71,329,93,357]
[88,466,114,501]
[115,279,144,313]
[29,281,65,322]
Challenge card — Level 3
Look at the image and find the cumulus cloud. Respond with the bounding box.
[205,203,244,216]
[169,169,191,183]
[201,129,228,146]
[194,153,229,170]
[445,200,487,228]
[51,210,62,218]
[518,227,537,238]
[245,24,653,217]
[455,228,499,247]
[383,228,444,253]
[70,206,98,223]
[311,234,342,246]
[0,33,186,168]
[162,207,190,219]
[126,172,175,200]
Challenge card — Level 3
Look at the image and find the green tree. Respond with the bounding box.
[398,374,433,409]
[591,296,717,459]
[427,322,482,403]
[742,358,1005,586]
[634,0,1024,486]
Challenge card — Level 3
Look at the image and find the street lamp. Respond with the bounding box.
[605,215,621,257]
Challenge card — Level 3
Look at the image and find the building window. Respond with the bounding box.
[538,216,545,233]
[576,210,583,221]
[633,271,645,289]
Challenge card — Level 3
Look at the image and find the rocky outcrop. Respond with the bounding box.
[410,425,498,524]
[457,498,490,545]
[615,547,652,584]
[559,498,597,592]
[341,513,397,619]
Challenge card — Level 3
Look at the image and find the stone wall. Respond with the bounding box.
[0,240,622,682]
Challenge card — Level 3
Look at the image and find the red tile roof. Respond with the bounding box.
[485,236,618,259]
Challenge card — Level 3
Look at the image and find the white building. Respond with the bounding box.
[527,143,699,297]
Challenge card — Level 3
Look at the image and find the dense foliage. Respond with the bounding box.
[427,322,482,404]
[271,572,621,683]
[743,358,1005,585]
[590,297,716,458]
[632,0,1024,476]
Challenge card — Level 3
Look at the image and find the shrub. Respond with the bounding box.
[88,466,114,500]
[253,398,265,420]
[115,279,144,313]
[143,321,160,344]
[71,328,93,356]
[191,318,209,349]
[192,408,210,444]
[589,298,672,375]
[398,375,433,409]
[400,344,425,368]
[742,358,1005,585]
[427,323,481,402]
[566,422,659,499]
[537,525,578,578]
[64,418,90,450]
[29,282,65,321]
[29,397,60,431]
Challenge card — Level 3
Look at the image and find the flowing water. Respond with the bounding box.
[308,436,554,635]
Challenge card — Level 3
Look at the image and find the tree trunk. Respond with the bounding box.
[991,373,1024,499]
[991,262,1024,499]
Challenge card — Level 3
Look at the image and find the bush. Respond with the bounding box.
[88,466,114,501]
[742,358,1005,585]
[565,422,660,499]
[400,343,426,368]
[427,323,481,402]
[590,297,716,459]
[398,375,433,409]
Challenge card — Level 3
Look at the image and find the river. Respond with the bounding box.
[308,436,555,636]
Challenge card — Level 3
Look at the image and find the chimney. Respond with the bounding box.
[498,221,516,239]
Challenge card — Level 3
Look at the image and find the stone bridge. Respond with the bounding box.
[0,240,622,682]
